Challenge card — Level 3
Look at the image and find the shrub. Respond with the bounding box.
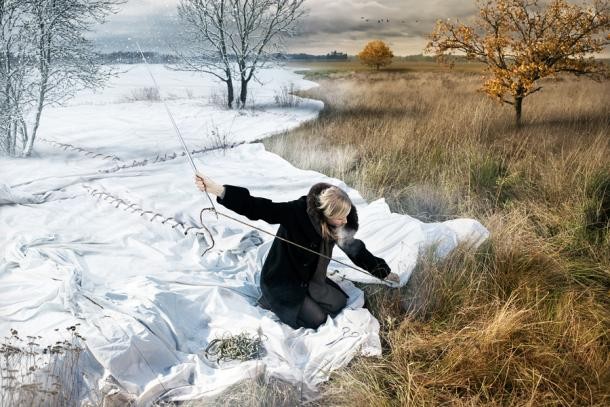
[0,326,86,407]
[274,83,302,108]
[121,87,161,102]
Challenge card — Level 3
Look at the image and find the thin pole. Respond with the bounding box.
[135,43,198,174]
[134,42,217,213]
[200,208,392,285]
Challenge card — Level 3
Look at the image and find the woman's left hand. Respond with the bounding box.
[385,272,400,284]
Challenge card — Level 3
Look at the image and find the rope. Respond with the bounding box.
[84,181,385,283]
[203,331,267,364]
[198,207,392,285]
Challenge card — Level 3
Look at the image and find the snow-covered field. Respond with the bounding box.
[0,65,489,405]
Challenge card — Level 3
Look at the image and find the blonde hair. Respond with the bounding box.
[317,186,352,241]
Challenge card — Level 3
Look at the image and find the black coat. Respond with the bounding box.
[216,182,391,328]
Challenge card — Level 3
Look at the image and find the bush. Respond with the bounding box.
[121,87,161,102]
[274,83,302,108]
[0,326,86,407]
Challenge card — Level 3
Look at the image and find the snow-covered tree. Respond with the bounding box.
[24,0,122,157]
[0,0,121,157]
[227,0,305,107]
[0,1,34,156]
[178,0,305,108]
[177,0,236,108]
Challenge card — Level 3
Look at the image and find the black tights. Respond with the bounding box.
[296,289,347,329]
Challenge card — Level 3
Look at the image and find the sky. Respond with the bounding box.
[90,0,480,56]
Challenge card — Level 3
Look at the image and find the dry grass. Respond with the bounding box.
[287,60,487,78]
[262,70,610,406]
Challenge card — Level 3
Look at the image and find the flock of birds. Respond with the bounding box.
[360,17,420,24]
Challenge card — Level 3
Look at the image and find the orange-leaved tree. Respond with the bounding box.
[358,40,394,70]
[426,0,610,126]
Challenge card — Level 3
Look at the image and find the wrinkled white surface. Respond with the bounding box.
[0,65,489,405]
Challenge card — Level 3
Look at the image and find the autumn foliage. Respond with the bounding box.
[426,0,610,125]
[358,40,394,70]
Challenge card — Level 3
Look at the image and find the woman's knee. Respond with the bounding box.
[298,313,326,329]
[298,297,328,329]
[325,293,347,316]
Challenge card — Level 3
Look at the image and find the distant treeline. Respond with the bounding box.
[96,51,610,65]
[96,51,349,64]
[97,52,180,64]
[284,53,477,63]
[284,51,349,61]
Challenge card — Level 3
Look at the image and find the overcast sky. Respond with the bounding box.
[90,0,481,55]
[91,0,609,57]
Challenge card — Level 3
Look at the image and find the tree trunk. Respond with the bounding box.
[24,34,50,157]
[2,132,8,156]
[24,87,45,157]
[19,118,28,153]
[226,76,234,109]
[239,77,248,108]
[24,83,46,157]
[9,121,16,156]
[3,46,14,156]
[3,123,12,156]
[514,95,523,127]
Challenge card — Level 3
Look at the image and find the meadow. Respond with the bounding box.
[259,61,610,405]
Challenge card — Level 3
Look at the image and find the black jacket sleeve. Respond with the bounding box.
[216,184,295,225]
[337,237,391,280]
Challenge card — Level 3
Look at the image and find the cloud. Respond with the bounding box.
[90,0,481,55]
[112,0,179,17]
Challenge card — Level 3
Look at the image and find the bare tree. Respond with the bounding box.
[23,0,123,156]
[227,0,305,107]
[177,0,236,108]
[0,0,34,156]
[1,0,122,157]
[177,0,305,109]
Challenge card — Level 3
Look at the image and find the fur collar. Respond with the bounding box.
[305,182,358,241]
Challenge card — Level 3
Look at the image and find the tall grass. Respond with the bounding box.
[0,326,87,407]
[263,70,610,405]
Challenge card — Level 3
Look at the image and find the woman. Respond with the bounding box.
[195,173,400,330]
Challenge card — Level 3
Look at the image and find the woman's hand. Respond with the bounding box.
[385,272,400,284]
[194,172,225,197]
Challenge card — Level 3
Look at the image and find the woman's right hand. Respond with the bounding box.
[194,172,225,197]
[385,272,400,284]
